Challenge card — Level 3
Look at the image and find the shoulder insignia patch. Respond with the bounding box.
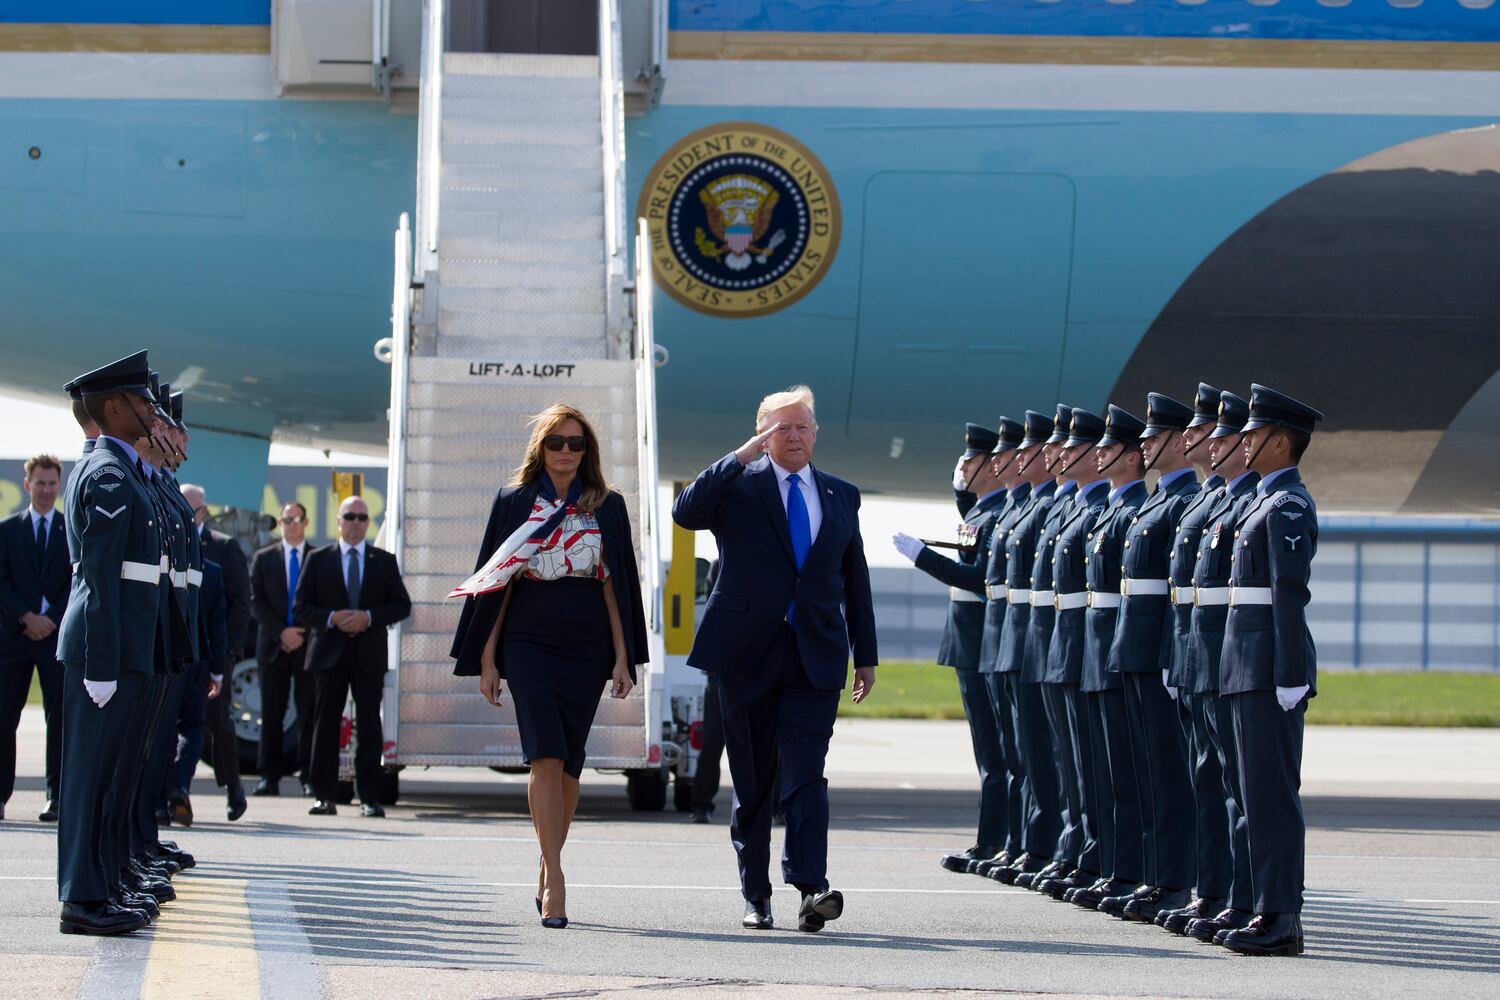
[96,482,121,492]
[1284,535,1304,552]
[95,505,126,520]
[1278,510,1302,520]
[1090,505,1105,516]
[90,467,124,481]
[1273,494,1308,509]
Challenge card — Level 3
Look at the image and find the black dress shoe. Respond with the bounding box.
[111,886,159,921]
[1160,896,1226,935]
[993,852,1048,885]
[38,801,58,823]
[1070,877,1132,910]
[1190,907,1253,943]
[1037,868,1093,899]
[60,901,147,936]
[942,844,998,874]
[797,889,844,933]
[1222,913,1304,956]
[252,779,280,797]
[309,800,337,816]
[690,807,710,824]
[360,803,385,818]
[742,898,773,930]
[1123,886,1191,923]
[151,844,194,870]
[139,852,180,876]
[227,785,248,822]
[1017,859,1068,891]
[971,850,1011,877]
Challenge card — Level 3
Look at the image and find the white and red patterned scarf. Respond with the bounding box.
[448,478,582,599]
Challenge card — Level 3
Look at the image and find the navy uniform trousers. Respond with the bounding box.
[980,670,1024,857]
[717,623,840,900]
[1231,692,1307,914]
[1086,685,1144,885]
[955,665,1008,849]
[1122,672,1196,890]
[1045,681,1101,875]
[1014,676,1061,859]
[1203,693,1254,910]
[1182,691,1237,902]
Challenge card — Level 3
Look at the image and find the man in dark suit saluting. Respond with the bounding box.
[0,455,71,822]
[672,385,878,933]
[294,495,411,817]
[250,502,313,795]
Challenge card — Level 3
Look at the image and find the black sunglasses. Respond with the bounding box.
[341,512,369,522]
[543,434,587,453]
[280,515,306,525]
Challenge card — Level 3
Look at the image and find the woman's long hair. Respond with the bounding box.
[510,403,611,513]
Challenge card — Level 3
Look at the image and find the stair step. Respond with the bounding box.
[436,259,603,291]
[434,335,604,360]
[439,284,606,315]
[440,186,603,218]
[437,307,602,339]
[441,95,599,126]
[443,52,598,79]
[405,603,465,635]
[440,140,603,173]
[443,118,599,147]
[437,233,602,265]
[442,71,596,101]
[441,163,602,195]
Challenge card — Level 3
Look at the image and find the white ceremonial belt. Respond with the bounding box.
[121,561,162,585]
[1087,590,1123,609]
[159,555,170,573]
[1026,589,1051,607]
[1194,587,1230,607]
[1229,587,1273,607]
[187,568,203,587]
[1121,578,1169,597]
[950,587,983,603]
[171,570,188,589]
[1171,585,1196,606]
[985,583,1008,602]
[1054,591,1088,611]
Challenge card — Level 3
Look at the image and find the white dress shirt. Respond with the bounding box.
[28,506,55,616]
[770,459,822,545]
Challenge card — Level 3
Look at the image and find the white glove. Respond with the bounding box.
[84,679,117,708]
[1276,685,1310,711]
[210,674,223,685]
[892,532,925,562]
[1162,669,1178,701]
[952,459,968,492]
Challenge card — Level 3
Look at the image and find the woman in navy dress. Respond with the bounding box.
[450,404,649,928]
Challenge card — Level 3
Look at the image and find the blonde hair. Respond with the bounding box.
[755,385,817,431]
[511,403,611,513]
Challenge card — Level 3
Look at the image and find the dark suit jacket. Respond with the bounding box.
[672,453,877,691]
[200,527,251,659]
[0,508,70,658]
[251,542,310,668]
[196,558,228,678]
[294,542,412,673]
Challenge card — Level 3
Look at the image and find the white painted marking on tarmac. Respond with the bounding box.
[74,927,153,1000]
[248,881,321,1000]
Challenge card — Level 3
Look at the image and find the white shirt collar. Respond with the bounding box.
[338,538,365,559]
[769,458,814,486]
[282,538,305,557]
[28,506,54,525]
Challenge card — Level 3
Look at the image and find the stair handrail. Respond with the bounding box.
[634,217,663,633]
[386,213,414,685]
[600,0,630,355]
[415,0,446,276]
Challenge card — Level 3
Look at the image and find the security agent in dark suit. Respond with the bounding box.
[1215,384,1323,957]
[54,351,168,936]
[1067,407,1151,911]
[672,386,878,933]
[1180,392,1263,943]
[250,503,314,795]
[182,484,249,815]
[170,557,227,825]
[986,411,1063,885]
[0,456,70,822]
[295,495,412,816]
[894,422,1009,875]
[970,416,1031,876]
[1104,393,1201,923]
[1032,416,1110,897]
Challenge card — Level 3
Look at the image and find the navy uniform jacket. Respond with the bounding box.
[1185,473,1260,695]
[57,438,165,682]
[152,473,194,669]
[672,454,878,691]
[1220,469,1318,695]
[162,472,202,665]
[978,483,1031,672]
[917,488,1007,672]
[993,482,1057,675]
[0,508,71,657]
[1027,483,1077,683]
[1163,475,1223,689]
[1110,472,1199,675]
[1046,481,1107,685]
[1083,482,1147,692]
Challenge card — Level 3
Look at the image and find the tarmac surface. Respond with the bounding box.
[2,706,1497,1000]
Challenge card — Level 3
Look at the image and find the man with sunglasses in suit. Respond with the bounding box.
[250,502,314,796]
[294,495,411,817]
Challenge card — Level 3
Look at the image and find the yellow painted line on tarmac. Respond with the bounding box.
[140,878,260,1000]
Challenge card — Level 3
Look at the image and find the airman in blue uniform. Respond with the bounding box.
[896,423,1010,873]
[1216,384,1323,957]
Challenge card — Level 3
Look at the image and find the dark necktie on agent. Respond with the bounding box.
[345,546,361,609]
[35,514,46,557]
[785,473,811,626]
[287,547,300,625]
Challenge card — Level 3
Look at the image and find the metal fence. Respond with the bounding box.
[875,518,1500,672]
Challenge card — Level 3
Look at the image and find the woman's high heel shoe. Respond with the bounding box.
[541,916,568,929]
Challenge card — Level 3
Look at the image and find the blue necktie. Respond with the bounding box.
[286,547,300,625]
[785,473,811,625]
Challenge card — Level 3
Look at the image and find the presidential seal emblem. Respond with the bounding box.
[637,122,840,318]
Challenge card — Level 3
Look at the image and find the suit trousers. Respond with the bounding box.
[135,673,187,853]
[1183,691,1233,899]
[256,647,313,781]
[1065,685,1103,877]
[203,677,242,791]
[1014,678,1062,859]
[58,666,148,903]
[717,624,840,901]
[981,671,1025,857]
[309,651,386,805]
[1230,690,1306,914]
[691,672,725,812]
[955,667,1008,849]
[1089,687,1144,884]
[1041,682,1083,865]
[1,649,63,803]
[1205,690,1254,911]
[1122,671,1197,890]
[172,661,209,794]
